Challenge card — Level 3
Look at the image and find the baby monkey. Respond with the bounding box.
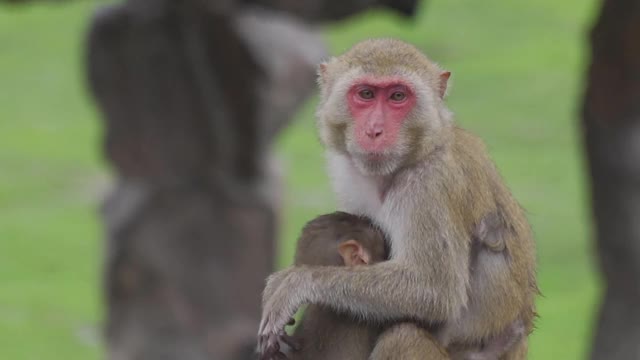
[282,212,522,360]
[289,211,447,360]
[290,211,385,359]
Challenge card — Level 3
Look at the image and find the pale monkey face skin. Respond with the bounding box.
[316,38,452,177]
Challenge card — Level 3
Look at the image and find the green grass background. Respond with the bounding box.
[0,0,600,359]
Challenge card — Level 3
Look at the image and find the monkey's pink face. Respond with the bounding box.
[347,77,416,155]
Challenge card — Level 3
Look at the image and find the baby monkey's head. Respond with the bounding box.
[294,211,387,267]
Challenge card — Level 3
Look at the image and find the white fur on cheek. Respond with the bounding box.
[316,67,365,129]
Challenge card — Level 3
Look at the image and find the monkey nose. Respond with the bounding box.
[365,127,383,139]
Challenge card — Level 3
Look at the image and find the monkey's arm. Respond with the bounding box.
[258,207,470,356]
[261,257,465,323]
[258,260,464,357]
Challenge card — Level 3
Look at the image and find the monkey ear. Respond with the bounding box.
[317,58,336,84]
[338,239,371,266]
[319,62,328,75]
[318,62,329,84]
[438,71,451,99]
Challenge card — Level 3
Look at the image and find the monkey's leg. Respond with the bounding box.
[369,323,450,360]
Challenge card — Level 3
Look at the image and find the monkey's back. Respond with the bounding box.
[446,126,538,343]
[291,305,382,360]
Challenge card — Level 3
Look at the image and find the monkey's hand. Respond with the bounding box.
[258,268,310,359]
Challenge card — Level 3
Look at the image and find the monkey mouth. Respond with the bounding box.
[352,152,400,176]
[365,153,386,161]
[358,152,390,166]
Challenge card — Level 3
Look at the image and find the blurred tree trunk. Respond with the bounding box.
[583,0,640,359]
[86,1,324,359]
[86,1,418,359]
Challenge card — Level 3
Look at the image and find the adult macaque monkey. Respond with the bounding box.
[258,38,538,359]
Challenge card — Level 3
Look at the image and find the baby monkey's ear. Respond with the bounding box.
[338,239,371,266]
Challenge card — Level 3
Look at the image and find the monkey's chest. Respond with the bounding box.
[331,162,386,217]
[336,177,387,219]
[337,180,401,241]
[328,152,404,236]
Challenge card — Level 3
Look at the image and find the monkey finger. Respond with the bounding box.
[260,348,284,360]
[273,351,288,360]
[258,316,276,339]
[281,334,303,352]
[259,333,282,359]
[256,335,269,357]
[265,349,288,360]
[258,315,269,335]
[264,345,289,360]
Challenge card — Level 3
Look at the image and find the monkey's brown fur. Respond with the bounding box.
[293,211,386,267]
[371,324,449,360]
[291,212,450,360]
[290,212,384,360]
[259,38,538,360]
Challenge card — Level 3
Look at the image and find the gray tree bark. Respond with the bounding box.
[86,2,322,359]
[85,0,418,359]
[583,0,640,359]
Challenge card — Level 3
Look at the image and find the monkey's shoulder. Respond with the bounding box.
[450,127,494,170]
[448,127,519,196]
[448,127,533,238]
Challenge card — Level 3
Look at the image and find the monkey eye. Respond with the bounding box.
[390,91,406,102]
[358,89,375,100]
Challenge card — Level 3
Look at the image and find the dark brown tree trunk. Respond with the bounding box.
[583,1,640,359]
[85,1,324,358]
